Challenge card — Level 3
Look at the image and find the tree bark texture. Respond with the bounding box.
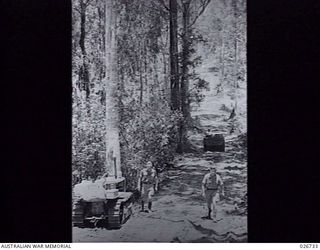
[232,0,238,117]
[79,0,90,99]
[105,0,122,177]
[232,0,238,89]
[169,0,180,110]
[177,1,191,153]
[181,1,191,121]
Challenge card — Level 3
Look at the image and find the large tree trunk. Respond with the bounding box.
[144,41,149,101]
[177,1,191,153]
[79,0,90,99]
[232,0,238,89]
[139,45,144,105]
[231,0,238,118]
[181,1,191,119]
[216,36,224,93]
[105,0,122,177]
[169,0,180,110]
[98,0,106,81]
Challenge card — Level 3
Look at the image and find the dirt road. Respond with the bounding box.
[73,132,247,242]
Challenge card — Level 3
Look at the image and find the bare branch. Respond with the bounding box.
[84,0,94,7]
[188,0,211,28]
[158,0,170,11]
[73,6,82,14]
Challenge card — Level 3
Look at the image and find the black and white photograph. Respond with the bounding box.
[72,0,247,242]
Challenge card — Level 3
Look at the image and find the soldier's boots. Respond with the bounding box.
[202,208,213,220]
[140,201,153,213]
[140,201,145,212]
[208,208,213,219]
[148,202,152,212]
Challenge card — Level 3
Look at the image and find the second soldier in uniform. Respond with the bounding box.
[201,162,224,221]
[137,161,158,212]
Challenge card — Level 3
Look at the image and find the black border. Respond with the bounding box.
[248,0,320,242]
[0,0,72,242]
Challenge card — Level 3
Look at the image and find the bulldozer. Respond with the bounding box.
[72,156,133,229]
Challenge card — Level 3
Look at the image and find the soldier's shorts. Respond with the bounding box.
[141,183,155,202]
[205,189,218,206]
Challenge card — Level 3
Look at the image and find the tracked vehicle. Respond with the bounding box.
[73,176,133,229]
[204,134,225,152]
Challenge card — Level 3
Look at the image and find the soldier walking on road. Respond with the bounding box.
[201,162,224,221]
[137,161,158,213]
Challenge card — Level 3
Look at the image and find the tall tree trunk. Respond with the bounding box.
[153,54,160,95]
[118,56,125,122]
[218,35,225,93]
[139,44,144,105]
[79,0,90,99]
[231,0,238,118]
[98,1,106,81]
[144,41,149,101]
[177,1,191,153]
[105,0,122,177]
[233,0,238,89]
[181,1,191,119]
[169,0,180,110]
